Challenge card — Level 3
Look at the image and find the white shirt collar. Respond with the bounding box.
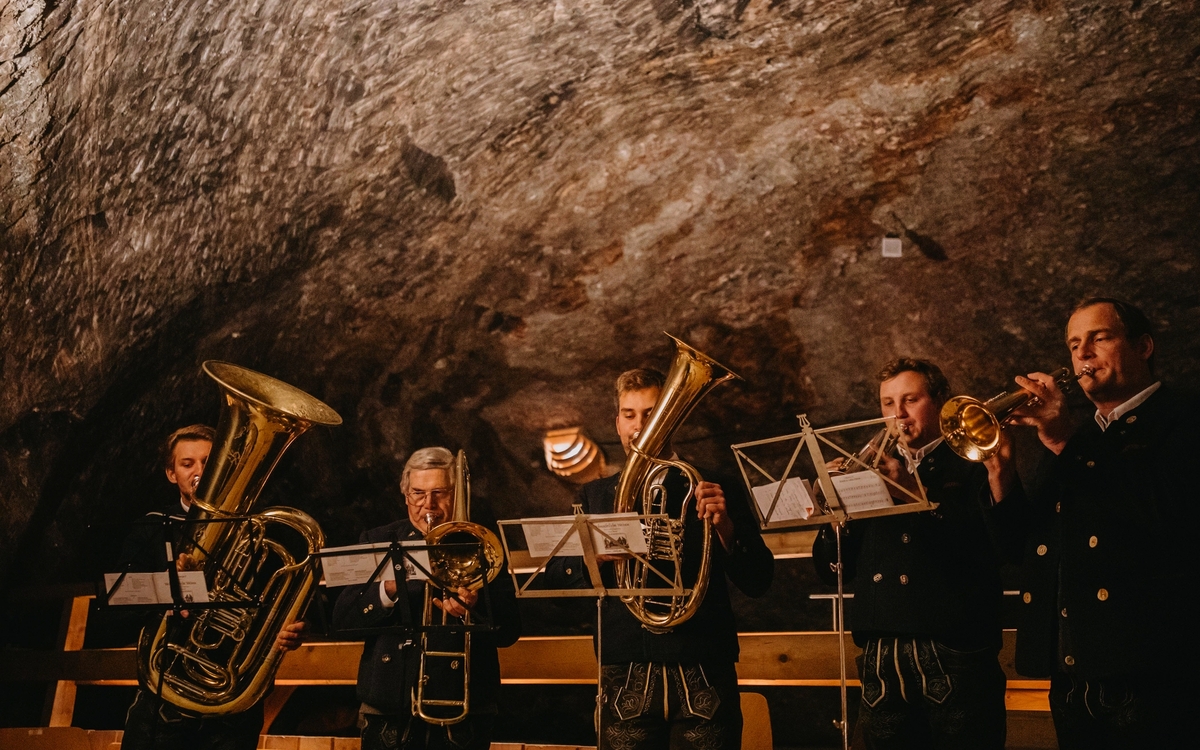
[898,437,942,472]
[1095,381,1161,431]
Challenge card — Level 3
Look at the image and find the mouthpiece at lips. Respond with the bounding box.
[190,475,201,490]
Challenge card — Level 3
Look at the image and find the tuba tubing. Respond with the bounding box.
[137,361,341,715]
[613,333,740,633]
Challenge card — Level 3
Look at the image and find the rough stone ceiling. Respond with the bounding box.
[2,0,1199,585]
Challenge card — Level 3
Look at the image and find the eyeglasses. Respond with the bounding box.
[405,488,452,506]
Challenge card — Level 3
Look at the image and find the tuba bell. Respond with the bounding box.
[613,333,740,633]
[940,366,1094,462]
[137,361,341,714]
[414,450,504,725]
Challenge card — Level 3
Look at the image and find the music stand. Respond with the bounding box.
[314,540,496,638]
[497,505,688,733]
[731,414,934,750]
[96,515,269,614]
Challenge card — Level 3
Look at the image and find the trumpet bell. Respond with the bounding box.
[940,395,1003,462]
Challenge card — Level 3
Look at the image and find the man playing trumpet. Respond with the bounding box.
[1010,298,1197,749]
[813,358,1028,749]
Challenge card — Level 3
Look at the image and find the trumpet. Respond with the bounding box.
[940,366,1094,462]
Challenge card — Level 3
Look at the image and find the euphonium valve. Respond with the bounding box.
[614,333,740,633]
[940,366,1094,462]
[137,361,341,715]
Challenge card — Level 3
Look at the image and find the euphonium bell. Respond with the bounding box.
[137,361,341,714]
[614,333,740,633]
[940,366,1094,462]
[414,450,504,725]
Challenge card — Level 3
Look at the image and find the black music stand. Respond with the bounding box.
[314,540,496,639]
[96,515,268,614]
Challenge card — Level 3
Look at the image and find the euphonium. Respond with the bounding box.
[137,361,341,714]
[614,333,740,633]
[940,365,1094,462]
[414,450,504,725]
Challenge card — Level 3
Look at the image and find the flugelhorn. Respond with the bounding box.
[613,333,740,633]
[940,366,1094,462]
[138,361,341,714]
[414,450,504,725]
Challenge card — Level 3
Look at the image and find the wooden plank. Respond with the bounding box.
[274,643,359,685]
[0,630,1050,708]
[762,530,817,558]
[46,596,92,727]
[498,636,596,683]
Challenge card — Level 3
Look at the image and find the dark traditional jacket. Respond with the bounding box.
[543,469,774,665]
[89,499,191,648]
[332,518,521,716]
[813,441,1028,651]
[1015,386,1199,679]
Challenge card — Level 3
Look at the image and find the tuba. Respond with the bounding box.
[613,333,740,633]
[137,361,341,714]
[940,366,1094,462]
[414,450,504,725]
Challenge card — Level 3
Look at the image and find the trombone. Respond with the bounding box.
[940,366,1094,462]
[413,450,504,725]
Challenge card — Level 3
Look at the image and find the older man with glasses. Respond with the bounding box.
[333,447,521,750]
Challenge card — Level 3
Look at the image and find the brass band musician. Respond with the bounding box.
[1010,298,1197,749]
[332,447,521,750]
[117,425,305,750]
[812,359,1028,749]
[545,368,774,750]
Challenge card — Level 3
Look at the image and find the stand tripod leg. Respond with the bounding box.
[595,596,603,738]
[835,521,849,750]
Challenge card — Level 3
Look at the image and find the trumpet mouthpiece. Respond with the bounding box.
[1078,366,1096,377]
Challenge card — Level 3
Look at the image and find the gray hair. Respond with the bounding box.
[400,447,455,493]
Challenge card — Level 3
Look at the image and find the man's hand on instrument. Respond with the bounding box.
[1009,372,1073,454]
[275,621,306,652]
[696,481,736,550]
[878,454,921,503]
[433,586,478,619]
[982,427,1018,502]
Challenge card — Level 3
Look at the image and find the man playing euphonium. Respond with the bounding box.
[546,368,774,750]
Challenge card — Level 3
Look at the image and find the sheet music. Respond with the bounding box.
[830,471,894,513]
[751,477,816,522]
[104,571,210,605]
[319,542,430,587]
[521,513,648,558]
[591,514,647,555]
